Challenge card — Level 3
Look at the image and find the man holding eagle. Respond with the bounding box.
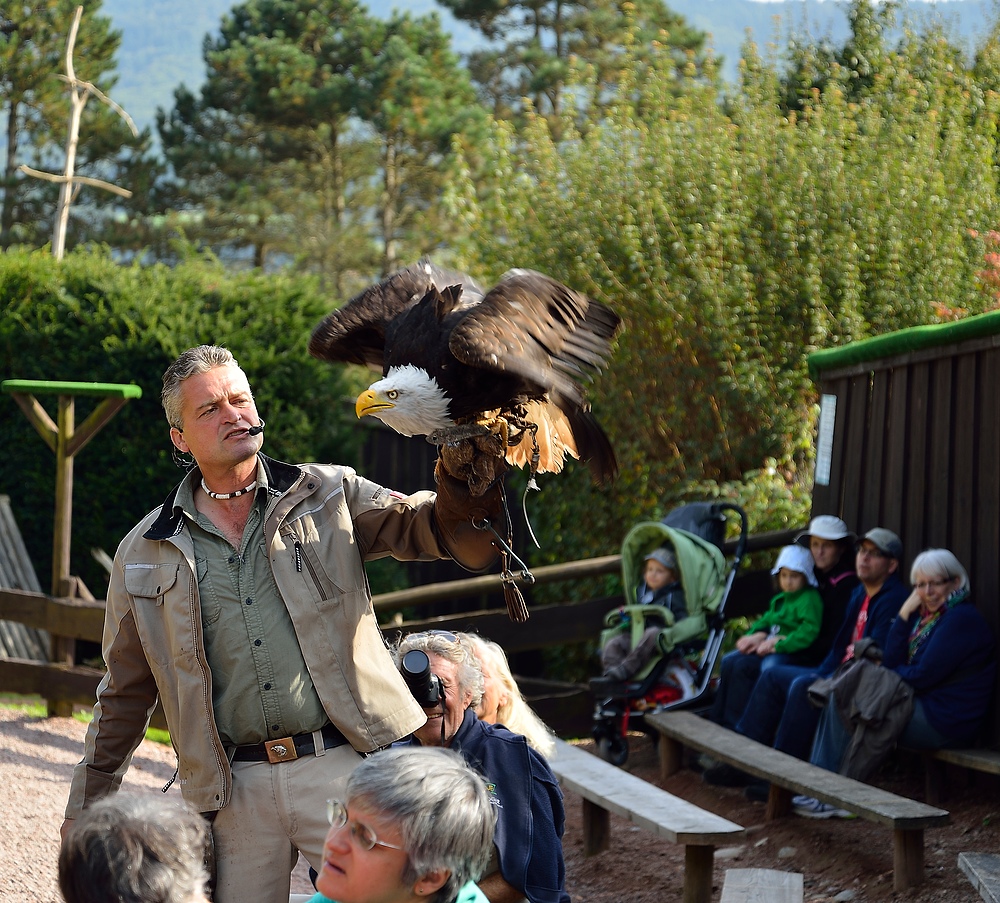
[64,262,618,903]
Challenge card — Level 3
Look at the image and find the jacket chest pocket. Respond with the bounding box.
[124,563,183,666]
[124,563,179,600]
[279,523,351,598]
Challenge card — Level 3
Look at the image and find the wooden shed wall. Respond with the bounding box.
[811,335,1000,739]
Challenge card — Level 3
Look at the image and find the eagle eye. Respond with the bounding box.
[386,390,398,400]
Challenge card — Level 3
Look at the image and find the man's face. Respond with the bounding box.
[809,536,841,573]
[410,652,473,748]
[855,540,897,589]
[169,365,262,471]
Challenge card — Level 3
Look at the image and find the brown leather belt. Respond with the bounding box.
[231,724,347,764]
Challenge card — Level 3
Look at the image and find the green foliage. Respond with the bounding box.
[0,0,161,252]
[158,0,484,285]
[448,14,1000,569]
[0,247,360,592]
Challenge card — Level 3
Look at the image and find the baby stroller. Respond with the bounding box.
[590,500,748,765]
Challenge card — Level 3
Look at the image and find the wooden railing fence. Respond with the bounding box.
[0,529,796,735]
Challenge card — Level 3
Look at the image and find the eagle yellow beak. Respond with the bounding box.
[356,388,394,419]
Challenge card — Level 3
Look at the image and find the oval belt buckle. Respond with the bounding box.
[265,737,298,764]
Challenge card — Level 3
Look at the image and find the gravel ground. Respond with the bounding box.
[0,706,314,901]
[3,706,997,902]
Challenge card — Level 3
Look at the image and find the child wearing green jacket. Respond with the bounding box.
[707,543,823,733]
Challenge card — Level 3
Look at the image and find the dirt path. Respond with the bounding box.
[0,707,314,901]
[2,707,997,902]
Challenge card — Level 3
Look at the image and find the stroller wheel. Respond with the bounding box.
[597,734,629,766]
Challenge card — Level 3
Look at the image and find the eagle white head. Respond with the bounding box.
[355,365,453,436]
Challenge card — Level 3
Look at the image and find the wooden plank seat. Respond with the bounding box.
[646,710,950,892]
[720,868,803,903]
[549,739,744,903]
[914,746,1000,805]
[959,851,1000,903]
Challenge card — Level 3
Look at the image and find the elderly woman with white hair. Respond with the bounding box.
[796,548,997,817]
[308,746,495,903]
[885,549,996,748]
[393,631,569,903]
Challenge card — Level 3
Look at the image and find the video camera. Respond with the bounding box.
[400,649,443,708]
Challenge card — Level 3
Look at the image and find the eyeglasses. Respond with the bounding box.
[855,545,888,558]
[326,799,405,852]
[913,578,952,591]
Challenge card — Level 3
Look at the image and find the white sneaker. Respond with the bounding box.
[793,797,856,819]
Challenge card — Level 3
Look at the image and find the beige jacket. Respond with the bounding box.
[66,455,500,815]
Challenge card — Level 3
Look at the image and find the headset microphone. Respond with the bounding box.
[248,418,266,436]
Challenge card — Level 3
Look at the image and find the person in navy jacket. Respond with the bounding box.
[394,631,569,903]
[882,548,996,745]
[734,528,909,761]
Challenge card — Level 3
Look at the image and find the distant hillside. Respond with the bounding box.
[667,0,995,79]
[101,0,997,137]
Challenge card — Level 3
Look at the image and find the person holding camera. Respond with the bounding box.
[393,631,569,903]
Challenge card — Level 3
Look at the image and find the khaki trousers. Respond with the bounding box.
[211,739,362,903]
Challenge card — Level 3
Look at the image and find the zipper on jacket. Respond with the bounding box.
[294,540,303,573]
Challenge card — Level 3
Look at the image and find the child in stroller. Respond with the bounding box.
[598,545,689,684]
[590,501,747,765]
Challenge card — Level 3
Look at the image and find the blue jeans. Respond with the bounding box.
[899,700,952,750]
[809,698,851,772]
[734,664,823,761]
[709,651,763,729]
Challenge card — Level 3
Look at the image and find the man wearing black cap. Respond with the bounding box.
[733,527,908,767]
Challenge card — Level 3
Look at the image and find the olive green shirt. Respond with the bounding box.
[177,465,327,746]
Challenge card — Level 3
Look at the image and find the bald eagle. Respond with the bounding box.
[308,260,622,484]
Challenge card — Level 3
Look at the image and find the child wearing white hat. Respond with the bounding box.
[706,544,824,738]
[737,544,823,661]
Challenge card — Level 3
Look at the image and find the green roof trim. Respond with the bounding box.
[808,308,1000,379]
[1,379,143,399]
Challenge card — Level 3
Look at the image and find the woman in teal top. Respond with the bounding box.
[306,745,494,903]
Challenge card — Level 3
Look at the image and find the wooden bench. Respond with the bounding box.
[720,868,803,903]
[917,746,1000,805]
[549,738,744,903]
[959,851,1000,903]
[646,710,950,892]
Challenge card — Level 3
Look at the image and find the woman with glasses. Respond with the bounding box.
[881,549,995,751]
[308,746,494,903]
[797,548,996,817]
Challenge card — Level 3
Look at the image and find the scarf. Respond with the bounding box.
[907,586,968,662]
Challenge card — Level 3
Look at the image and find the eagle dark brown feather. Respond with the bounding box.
[309,260,622,483]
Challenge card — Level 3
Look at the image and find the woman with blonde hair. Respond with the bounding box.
[457,633,556,759]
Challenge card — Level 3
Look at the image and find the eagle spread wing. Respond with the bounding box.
[308,261,481,371]
[309,259,621,484]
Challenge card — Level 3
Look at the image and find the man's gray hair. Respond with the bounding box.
[161,345,240,429]
[347,746,495,903]
[393,631,484,709]
[58,794,210,903]
[910,548,970,592]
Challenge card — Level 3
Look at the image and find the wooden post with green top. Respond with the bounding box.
[1,379,141,714]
